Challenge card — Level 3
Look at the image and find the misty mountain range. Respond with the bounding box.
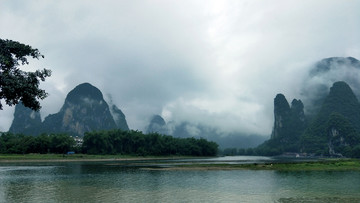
[258,80,360,157]
[8,57,360,150]
[145,115,267,148]
[254,57,360,157]
[301,57,360,116]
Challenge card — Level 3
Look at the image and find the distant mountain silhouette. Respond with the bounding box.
[146,115,169,135]
[145,115,267,149]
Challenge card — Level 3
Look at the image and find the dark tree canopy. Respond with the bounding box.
[0,38,51,111]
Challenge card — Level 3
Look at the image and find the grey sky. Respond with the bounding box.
[1,0,360,135]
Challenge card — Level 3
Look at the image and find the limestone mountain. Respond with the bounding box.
[318,81,360,131]
[256,57,360,157]
[271,94,291,139]
[271,94,307,144]
[257,81,360,157]
[301,81,360,155]
[8,102,42,135]
[9,83,129,137]
[41,83,118,136]
[257,94,307,154]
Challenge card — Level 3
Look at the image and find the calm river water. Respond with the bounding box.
[0,156,359,202]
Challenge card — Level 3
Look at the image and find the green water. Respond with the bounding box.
[0,157,359,202]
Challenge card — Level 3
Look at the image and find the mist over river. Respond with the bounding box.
[0,156,359,202]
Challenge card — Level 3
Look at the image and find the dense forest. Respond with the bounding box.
[0,133,75,154]
[0,129,218,156]
[83,129,218,156]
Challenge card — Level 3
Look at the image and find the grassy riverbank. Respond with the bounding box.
[1,154,359,171]
[170,159,360,171]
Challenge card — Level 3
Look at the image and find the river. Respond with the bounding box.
[0,156,359,202]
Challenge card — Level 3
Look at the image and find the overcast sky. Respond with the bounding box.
[1,0,360,135]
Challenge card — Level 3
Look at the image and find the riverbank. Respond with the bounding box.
[0,154,194,163]
[157,159,360,171]
[1,154,359,171]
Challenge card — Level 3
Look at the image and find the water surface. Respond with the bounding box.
[0,156,359,202]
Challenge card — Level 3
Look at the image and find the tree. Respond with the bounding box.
[34,134,51,154]
[0,38,51,110]
[49,133,75,154]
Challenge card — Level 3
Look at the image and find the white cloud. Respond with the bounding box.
[1,0,360,135]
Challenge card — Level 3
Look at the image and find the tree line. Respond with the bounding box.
[0,133,75,154]
[83,129,218,156]
[0,129,218,156]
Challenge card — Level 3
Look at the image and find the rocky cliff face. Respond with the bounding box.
[326,113,358,156]
[315,81,360,131]
[42,83,117,136]
[8,102,42,135]
[9,83,129,136]
[271,94,306,143]
[271,94,291,139]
